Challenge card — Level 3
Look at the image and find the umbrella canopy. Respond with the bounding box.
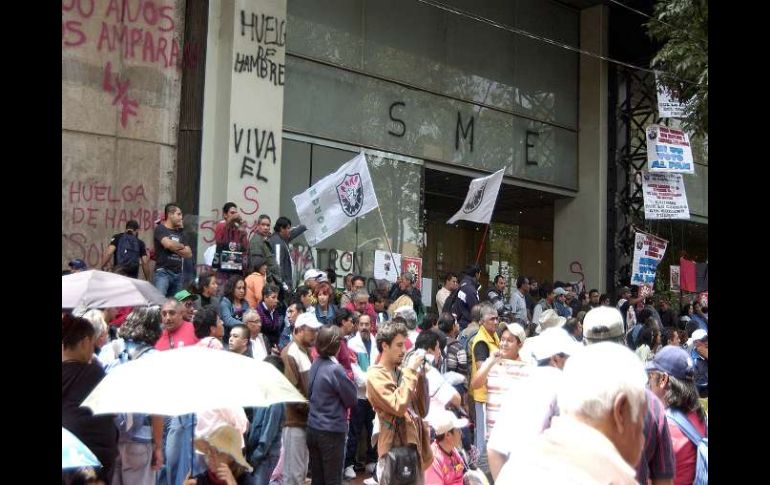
[62,270,167,309]
[62,427,101,469]
[82,346,306,416]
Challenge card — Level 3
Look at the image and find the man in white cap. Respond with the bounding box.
[553,287,572,318]
[424,411,469,484]
[280,312,322,485]
[497,342,648,484]
[487,326,581,479]
[518,308,566,363]
[303,268,327,292]
[582,306,675,485]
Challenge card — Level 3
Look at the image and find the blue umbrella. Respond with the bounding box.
[62,427,101,469]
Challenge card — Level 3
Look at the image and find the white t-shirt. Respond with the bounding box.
[487,365,563,457]
[424,365,460,425]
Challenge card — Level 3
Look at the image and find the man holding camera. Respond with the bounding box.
[366,320,433,484]
[213,202,249,285]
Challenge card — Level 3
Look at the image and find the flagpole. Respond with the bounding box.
[377,206,400,277]
[475,224,490,265]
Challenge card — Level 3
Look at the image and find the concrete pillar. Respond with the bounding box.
[553,4,608,293]
[197,0,287,262]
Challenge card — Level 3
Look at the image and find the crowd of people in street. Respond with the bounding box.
[63,202,708,485]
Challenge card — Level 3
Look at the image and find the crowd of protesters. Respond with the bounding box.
[63,202,708,485]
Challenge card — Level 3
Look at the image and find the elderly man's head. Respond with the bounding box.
[353,289,370,313]
[558,342,648,469]
[394,306,418,330]
[161,299,185,332]
[478,303,499,335]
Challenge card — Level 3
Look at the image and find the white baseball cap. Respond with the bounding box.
[295,312,323,330]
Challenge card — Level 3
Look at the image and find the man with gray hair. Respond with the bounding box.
[497,342,648,484]
[582,306,675,485]
[394,305,419,346]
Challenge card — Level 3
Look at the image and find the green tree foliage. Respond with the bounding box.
[647,0,708,136]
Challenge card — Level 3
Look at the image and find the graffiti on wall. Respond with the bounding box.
[63,180,162,266]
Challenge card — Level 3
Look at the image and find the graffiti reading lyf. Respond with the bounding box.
[103,62,139,127]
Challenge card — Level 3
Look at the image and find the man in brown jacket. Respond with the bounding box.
[366,319,432,484]
[280,312,322,485]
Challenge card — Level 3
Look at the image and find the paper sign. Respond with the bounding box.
[646,125,694,174]
[642,172,690,220]
[656,75,687,119]
[421,278,433,308]
[374,250,401,283]
[631,232,668,286]
[670,265,680,291]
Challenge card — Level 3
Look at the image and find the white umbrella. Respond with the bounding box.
[81,346,306,416]
[62,270,167,309]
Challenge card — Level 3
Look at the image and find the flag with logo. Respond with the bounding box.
[293,153,379,246]
[447,168,505,224]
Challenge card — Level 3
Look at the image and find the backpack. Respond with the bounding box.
[442,288,461,315]
[116,232,141,271]
[458,327,480,379]
[666,409,708,485]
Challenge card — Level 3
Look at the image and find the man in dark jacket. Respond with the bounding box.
[268,216,307,292]
[248,214,283,287]
[455,264,481,330]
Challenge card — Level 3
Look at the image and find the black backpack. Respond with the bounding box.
[116,233,141,271]
[442,288,461,315]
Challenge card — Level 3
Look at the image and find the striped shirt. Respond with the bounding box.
[485,359,532,437]
[636,389,675,483]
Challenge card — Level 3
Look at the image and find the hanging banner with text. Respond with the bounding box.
[646,125,694,174]
[227,0,287,225]
[631,232,669,294]
[642,172,690,220]
[655,75,687,119]
[374,250,402,283]
[401,256,423,291]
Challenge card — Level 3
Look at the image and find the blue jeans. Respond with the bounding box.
[154,268,183,298]
[252,450,281,485]
[346,399,377,468]
[156,414,194,485]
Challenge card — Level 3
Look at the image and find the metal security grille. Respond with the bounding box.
[607,65,666,296]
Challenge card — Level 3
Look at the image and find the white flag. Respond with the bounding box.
[447,168,505,224]
[293,153,379,246]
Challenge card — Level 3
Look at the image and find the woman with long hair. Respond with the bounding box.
[220,275,251,343]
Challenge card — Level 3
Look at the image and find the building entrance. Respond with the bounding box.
[422,167,562,310]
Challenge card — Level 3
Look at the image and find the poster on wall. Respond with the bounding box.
[655,75,687,119]
[670,265,680,291]
[631,232,669,294]
[642,172,690,220]
[646,125,694,174]
[402,256,423,291]
[374,250,401,283]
